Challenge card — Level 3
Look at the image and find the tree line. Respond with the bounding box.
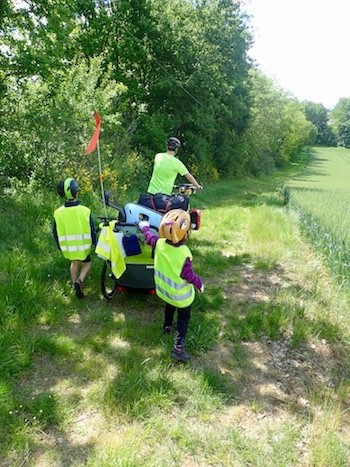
[0,0,349,195]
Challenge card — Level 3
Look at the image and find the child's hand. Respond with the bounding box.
[199,284,204,294]
[138,220,150,230]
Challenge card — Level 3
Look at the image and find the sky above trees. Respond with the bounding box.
[246,0,350,109]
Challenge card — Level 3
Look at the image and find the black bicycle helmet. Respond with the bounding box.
[167,137,181,150]
[57,178,80,200]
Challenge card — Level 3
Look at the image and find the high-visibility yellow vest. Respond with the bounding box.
[95,221,126,279]
[154,239,195,308]
[54,204,92,261]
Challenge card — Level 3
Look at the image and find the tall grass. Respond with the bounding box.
[286,147,350,284]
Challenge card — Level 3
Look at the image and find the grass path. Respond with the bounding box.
[1,153,350,466]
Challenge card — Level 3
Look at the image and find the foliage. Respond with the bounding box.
[302,100,336,146]
[123,0,253,175]
[0,0,324,189]
[280,100,315,163]
[0,0,80,79]
[329,98,350,147]
[0,56,133,189]
[239,70,315,175]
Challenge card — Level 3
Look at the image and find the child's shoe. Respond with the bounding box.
[74,279,84,299]
[163,324,173,335]
[171,346,190,362]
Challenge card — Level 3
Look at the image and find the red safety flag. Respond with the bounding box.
[85,110,101,155]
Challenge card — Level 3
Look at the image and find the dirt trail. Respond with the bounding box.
[10,263,350,466]
[207,263,350,419]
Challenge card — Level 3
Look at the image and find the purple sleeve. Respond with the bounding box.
[181,257,203,290]
[141,226,159,248]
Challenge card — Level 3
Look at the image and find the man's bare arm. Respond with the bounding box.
[185,173,202,191]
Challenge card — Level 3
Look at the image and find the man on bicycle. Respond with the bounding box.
[147,137,202,196]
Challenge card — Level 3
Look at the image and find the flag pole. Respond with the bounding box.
[97,140,108,219]
[85,110,108,220]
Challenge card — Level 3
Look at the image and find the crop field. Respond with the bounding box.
[285,147,350,282]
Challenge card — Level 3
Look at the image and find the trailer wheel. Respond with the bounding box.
[101,261,118,300]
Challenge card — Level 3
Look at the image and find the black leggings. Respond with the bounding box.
[164,303,191,347]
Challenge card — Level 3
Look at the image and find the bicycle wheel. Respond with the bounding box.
[101,261,118,300]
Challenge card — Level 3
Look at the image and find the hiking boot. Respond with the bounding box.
[163,325,173,335]
[171,346,190,362]
[74,279,84,299]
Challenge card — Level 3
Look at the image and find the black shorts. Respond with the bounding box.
[82,255,91,263]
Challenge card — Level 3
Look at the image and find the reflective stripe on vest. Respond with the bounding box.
[95,239,110,259]
[54,204,92,261]
[155,269,189,290]
[154,239,194,308]
[60,244,91,252]
[155,278,194,302]
[95,227,111,260]
[58,234,91,242]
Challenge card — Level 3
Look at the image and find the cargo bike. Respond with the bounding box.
[99,184,202,300]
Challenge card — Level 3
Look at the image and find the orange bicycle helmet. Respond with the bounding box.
[159,209,191,244]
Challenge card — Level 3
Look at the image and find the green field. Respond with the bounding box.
[286,147,350,282]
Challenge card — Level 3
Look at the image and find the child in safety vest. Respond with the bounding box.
[53,178,97,299]
[139,209,204,362]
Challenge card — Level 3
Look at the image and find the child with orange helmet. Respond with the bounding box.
[139,209,204,362]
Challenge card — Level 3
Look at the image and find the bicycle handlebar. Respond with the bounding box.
[172,182,203,195]
[97,217,159,232]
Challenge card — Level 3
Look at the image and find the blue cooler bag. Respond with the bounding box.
[122,234,142,256]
